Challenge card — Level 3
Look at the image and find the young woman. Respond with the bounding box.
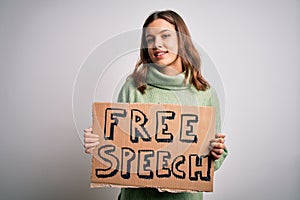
[84,10,227,200]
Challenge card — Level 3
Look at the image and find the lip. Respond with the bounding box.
[153,50,168,58]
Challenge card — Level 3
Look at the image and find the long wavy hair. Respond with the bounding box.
[131,10,210,94]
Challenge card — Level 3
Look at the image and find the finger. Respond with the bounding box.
[84,137,100,143]
[217,138,225,144]
[213,138,224,144]
[84,132,99,138]
[84,128,93,133]
[85,147,96,154]
[209,142,224,151]
[211,137,225,145]
[210,139,219,144]
[211,147,224,155]
[208,142,215,151]
[210,151,221,160]
[84,141,99,149]
[210,142,226,149]
[216,133,226,139]
[211,138,225,144]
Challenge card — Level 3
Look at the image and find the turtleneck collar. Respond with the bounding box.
[145,66,191,90]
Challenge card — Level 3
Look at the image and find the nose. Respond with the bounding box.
[154,36,163,48]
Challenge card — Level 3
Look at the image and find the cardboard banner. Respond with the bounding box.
[91,102,216,192]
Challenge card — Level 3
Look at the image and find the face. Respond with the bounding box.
[145,19,182,75]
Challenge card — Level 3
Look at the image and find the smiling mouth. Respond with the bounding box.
[154,51,168,58]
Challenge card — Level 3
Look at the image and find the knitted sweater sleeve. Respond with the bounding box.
[209,88,228,171]
[117,85,128,103]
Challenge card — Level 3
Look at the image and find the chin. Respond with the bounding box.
[154,62,167,67]
[153,60,173,67]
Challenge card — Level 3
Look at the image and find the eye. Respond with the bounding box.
[146,37,154,44]
[162,34,171,39]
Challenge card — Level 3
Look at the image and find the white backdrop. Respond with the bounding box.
[0,1,299,200]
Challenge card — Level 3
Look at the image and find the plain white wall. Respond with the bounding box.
[0,0,299,200]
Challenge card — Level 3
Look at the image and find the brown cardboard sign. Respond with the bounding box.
[91,102,216,192]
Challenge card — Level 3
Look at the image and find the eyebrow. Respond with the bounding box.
[146,29,171,37]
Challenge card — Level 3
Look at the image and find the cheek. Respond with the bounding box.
[147,49,154,58]
[166,40,179,54]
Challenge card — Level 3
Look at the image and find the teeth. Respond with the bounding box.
[155,52,166,56]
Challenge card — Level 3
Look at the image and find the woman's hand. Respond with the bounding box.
[83,128,99,154]
[209,133,226,160]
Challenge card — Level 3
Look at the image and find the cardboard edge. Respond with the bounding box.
[92,102,216,111]
[90,182,210,193]
[90,183,138,189]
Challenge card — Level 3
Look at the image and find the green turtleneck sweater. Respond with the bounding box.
[117,66,228,200]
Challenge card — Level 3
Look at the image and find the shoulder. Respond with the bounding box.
[207,86,218,99]
[120,76,136,92]
[192,85,216,95]
[206,86,219,106]
[191,86,219,106]
[117,77,139,103]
